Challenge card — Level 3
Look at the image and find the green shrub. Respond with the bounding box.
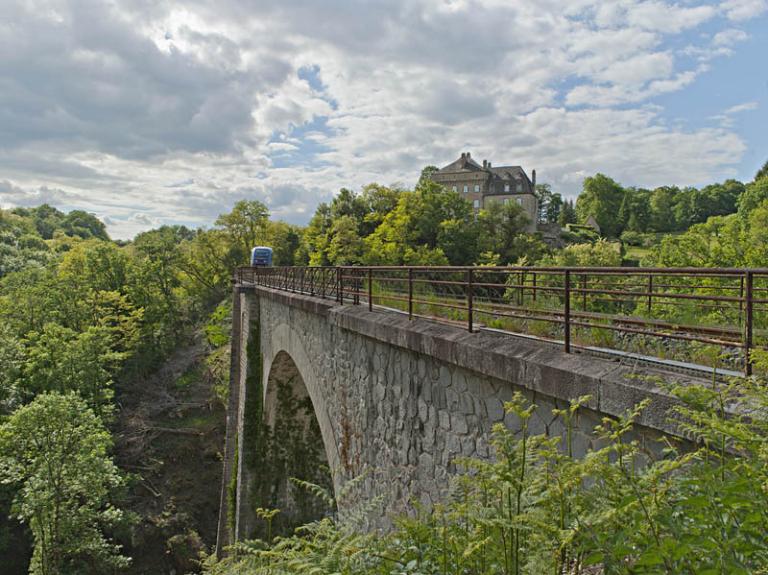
[208,363,768,574]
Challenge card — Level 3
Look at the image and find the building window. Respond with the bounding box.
[516,197,523,205]
[504,184,510,192]
[473,199,480,209]
[452,185,457,192]
[474,184,480,193]
[503,198,509,205]
[516,183,523,193]
[463,185,469,193]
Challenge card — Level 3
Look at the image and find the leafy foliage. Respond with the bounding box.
[575,174,745,238]
[209,365,768,574]
[0,393,131,575]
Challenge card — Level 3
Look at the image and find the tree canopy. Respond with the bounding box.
[0,393,130,575]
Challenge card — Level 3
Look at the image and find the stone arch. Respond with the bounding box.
[263,323,342,500]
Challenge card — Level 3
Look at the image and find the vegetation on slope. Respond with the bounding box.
[208,360,768,574]
[0,201,292,574]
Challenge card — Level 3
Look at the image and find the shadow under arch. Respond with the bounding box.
[256,333,339,533]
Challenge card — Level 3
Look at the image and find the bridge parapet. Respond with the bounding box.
[237,265,768,376]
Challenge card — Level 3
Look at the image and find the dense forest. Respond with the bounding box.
[1,159,768,574]
[0,203,300,574]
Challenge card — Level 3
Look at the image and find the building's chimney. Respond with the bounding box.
[532,169,536,188]
[482,160,487,168]
[488,161,491,168]
[466,151,471,159]
[461,152,466,159]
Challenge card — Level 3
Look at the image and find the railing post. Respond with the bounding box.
[337,267,343,304]
[408,268,413,320]
[300,267,305,294]
[309,268,315,296]
[532,271,537,302]
[739,275,744,326]
[745,270,753,376]
[368,268,373,311]
[581,274,587,311]
[467,268,474,333]
[647,274,653,315]
[564,269,571,353]
[321,268,326,299]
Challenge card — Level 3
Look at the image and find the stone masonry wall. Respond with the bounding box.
[251,288,687,529]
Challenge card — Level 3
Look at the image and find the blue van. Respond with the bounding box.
[250,246,273,267]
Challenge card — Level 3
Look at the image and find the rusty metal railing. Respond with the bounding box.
[236,266,768,376]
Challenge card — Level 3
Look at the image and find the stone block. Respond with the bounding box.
[485,397,505,422]
[452,413,469,435]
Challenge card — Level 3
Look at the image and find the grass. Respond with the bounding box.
[366,278,754,372]
[625,246,651,260]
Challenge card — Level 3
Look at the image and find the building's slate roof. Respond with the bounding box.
[434,153,536,196]
[489,166,526,181]
[438,154,483,172]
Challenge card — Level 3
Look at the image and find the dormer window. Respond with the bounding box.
[516,183,523,193]
[504,184,510,193]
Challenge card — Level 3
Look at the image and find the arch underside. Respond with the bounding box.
[259,323,340,530]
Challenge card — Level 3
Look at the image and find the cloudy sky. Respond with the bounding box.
[0,0,766,238]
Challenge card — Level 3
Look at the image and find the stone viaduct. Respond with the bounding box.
[215,281,712,553]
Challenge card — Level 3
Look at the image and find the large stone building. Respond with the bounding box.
[430,152,539,233]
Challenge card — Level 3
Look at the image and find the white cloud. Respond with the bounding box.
[721,0,768,21]
[713,28,749,46]
[625,1,717,33]
[0,0,763,238]
[725,101,759,114]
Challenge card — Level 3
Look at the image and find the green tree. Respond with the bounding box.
[755,159,768,182]
[30,205,65,240]
[616,188,651,232]
[326,215,363,265]
[699,179,743,219]
[266,221,301,266]
[476,201,533,264]
[180,229,240,304]
[558,199,577,226]
[0,325,23,413]
[737,177,768,216]
[649,186,680,232]
[418,165,439,185]
[649,214,746,268]
[22,324,127,415]
[535,183,562,224]
[215,200,270,263]
[59,210,109,241]
[0,393,130,575]
[543,238,622,267]
[302,204,333,266]
[359,184,401,236]
[364,182,475,265]
[576,174,625,237]
[58,240,130,294]
[437,218,479,265]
